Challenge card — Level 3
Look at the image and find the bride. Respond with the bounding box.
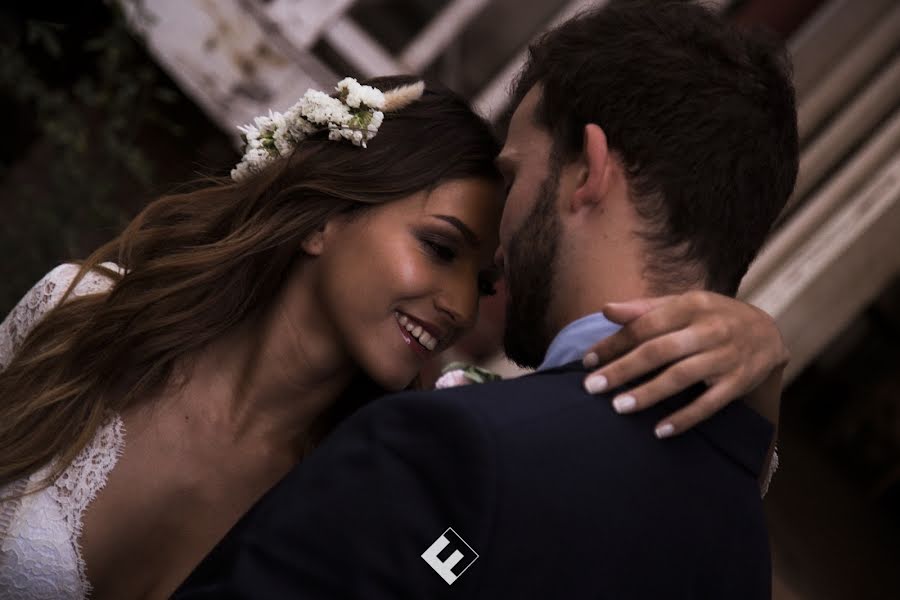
[0,76,786,599]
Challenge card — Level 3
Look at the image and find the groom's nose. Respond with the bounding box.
[494,247,506,275]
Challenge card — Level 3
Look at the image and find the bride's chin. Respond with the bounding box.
[365,363,418,393]
[386,371,419,392]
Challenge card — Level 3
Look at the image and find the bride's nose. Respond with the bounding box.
[434,274,478,331]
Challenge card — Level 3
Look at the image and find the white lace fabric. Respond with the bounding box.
[0,264,124,600]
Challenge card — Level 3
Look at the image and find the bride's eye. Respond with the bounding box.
[478,277,497,297]
[478,267,500,297]
[420,235,457,262]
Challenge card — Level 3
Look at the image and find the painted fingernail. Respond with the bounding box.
[655,423,676,439]
[584,374,608,394]
[612,394,636,413]
[583,352,600,368]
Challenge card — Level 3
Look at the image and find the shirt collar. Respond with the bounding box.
[538,312,621,371]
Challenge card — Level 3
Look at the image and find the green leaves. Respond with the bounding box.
[25,20,64,58]
[349,108,373,131]
[441,362,503,384]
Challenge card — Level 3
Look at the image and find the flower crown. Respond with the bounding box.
[231,77,425,182]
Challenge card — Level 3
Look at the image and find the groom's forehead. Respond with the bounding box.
[498,87,552,165]
[508,86,542,137]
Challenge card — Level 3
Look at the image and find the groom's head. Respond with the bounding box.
[497,0,798,368]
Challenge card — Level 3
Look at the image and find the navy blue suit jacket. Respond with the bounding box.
[175,362,773,599]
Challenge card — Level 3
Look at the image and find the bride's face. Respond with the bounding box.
[314,178,503,390]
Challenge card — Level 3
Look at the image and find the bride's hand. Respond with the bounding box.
[581,291,789,438]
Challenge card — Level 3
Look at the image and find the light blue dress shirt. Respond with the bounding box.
[538,312,622,371]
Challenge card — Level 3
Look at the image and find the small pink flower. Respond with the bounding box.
[434,369,472,389]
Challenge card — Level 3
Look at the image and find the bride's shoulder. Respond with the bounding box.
[3,261,122,321]
[0,262,125,369]
[40,261,124,300]
[19,261,123,310]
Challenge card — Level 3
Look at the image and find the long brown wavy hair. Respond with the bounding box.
[0,75,501,490]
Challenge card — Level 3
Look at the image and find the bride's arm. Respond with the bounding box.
[580,291,787,492]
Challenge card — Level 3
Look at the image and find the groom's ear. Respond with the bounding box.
[572,124,613,211]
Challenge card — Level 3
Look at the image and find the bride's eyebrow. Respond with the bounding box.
[429,215,480,248]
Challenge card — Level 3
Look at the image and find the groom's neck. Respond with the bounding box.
[548,259,650,337]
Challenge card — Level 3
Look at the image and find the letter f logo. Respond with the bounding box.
[422,527,479,585]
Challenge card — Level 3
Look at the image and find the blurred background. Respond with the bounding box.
[1,0,898,597]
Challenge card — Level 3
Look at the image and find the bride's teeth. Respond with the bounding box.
[397,313,440,351]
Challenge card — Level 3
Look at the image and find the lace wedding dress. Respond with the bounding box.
[0,264,123,600]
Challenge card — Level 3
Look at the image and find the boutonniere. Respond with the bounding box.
[434,362,503,389]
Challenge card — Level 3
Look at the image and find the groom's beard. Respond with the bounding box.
[502,162,562,369]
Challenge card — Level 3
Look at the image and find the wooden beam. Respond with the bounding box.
[321,16,403,78]
[741,109,900,296]
[473,0,606,120]
[473,0,735,120]
[797,1,900,142]
[787,0,895,98]
[744,155,900,382]
[731,0,827,38]
[118,0,336,141]
[790,54,900,207]
[259,0,359,49]
[400,0,492,72]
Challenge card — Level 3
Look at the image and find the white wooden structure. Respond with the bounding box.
[738,0,900,380]
[120,0,900,382]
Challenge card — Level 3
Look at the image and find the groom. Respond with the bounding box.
[177,1,797,598]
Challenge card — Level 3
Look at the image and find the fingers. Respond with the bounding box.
[652,376,744,438]
[584,329,704,394]
[596,351,729,415]
[580,289,788,439]
[584,301,695,366]
[601,296,676,324]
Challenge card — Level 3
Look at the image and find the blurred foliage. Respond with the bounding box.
[0,1,232,315]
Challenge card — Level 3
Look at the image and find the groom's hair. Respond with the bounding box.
[508,0,798,296]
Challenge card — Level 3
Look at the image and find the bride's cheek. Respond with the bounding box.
[393,252,438,294]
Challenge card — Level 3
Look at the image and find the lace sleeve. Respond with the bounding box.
[0,263,120,371]
[761,445,779,498]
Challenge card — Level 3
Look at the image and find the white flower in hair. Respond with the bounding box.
[273,128,293,155]
[281,106,317,147]
[230,77,425,182]
[298,91,351,127]
[254,114,273,130]
[230,163,250,182]
[370,110,384,131]
[230,146,269,181]
[337,77,386,110]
